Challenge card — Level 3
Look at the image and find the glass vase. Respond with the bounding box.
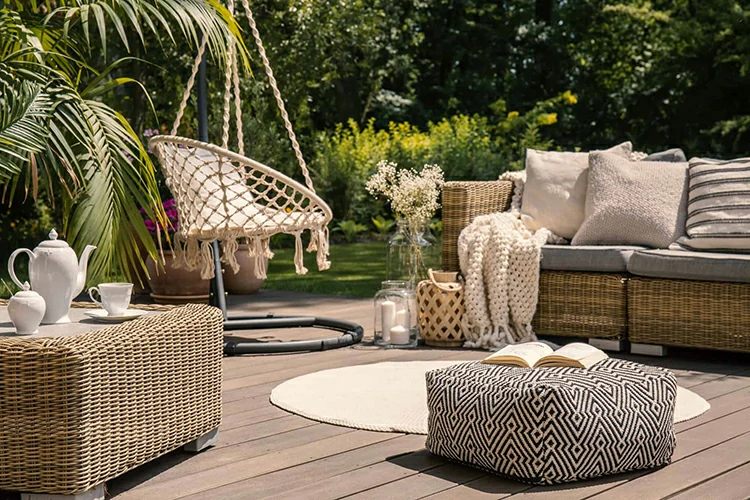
[386,219,440,289]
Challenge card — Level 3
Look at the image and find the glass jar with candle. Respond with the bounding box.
[373,280,418,348]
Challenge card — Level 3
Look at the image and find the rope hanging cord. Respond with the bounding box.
[149,1,332,281]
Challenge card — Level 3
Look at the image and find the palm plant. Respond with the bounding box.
[0,1,246,284]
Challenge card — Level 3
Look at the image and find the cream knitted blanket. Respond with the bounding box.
[458,172,564,350]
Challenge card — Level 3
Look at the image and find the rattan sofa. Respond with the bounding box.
[0,303,223,499]
[441,180,750,354]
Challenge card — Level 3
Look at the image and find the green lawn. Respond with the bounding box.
[264,241,387,298]
[0,241,388,300]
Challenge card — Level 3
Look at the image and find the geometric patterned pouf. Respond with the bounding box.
[425,358,676,484]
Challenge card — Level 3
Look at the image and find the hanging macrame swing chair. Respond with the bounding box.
[149,0,362,355]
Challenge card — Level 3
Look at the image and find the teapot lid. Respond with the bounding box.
[14,282,42,299]
[37,229,70,249]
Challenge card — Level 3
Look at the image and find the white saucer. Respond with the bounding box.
[83,309,147,322]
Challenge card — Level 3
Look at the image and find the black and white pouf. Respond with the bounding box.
[425,358,677,485]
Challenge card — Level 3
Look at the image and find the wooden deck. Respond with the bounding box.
[109,291,750,500]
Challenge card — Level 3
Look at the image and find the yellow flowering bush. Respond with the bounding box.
[313,90,579,223]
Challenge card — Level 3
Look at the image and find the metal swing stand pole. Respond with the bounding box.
[195,45,363,356]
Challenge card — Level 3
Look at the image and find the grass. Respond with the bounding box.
[0,241,389,300]
[264,241,387,297]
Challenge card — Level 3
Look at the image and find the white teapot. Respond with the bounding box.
[8,229,96,324]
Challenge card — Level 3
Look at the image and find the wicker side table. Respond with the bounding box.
[0,303,223,500]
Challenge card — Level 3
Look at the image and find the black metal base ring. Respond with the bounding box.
[222,314,364,355]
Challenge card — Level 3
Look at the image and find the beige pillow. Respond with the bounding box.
[520,142,632,239]
[571,152,688,248]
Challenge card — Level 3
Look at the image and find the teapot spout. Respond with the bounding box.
[73,245,97,298]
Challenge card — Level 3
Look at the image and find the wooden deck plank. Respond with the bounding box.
[258,450,445,500]
[342,463,486,500]
[180,435,432,500]
[115,430,401,500]
[106,291,750,500]
[214,414,318,449]
[107,424,354,496]
[220,405,288,431]
[420,474,527,499]
[669,461,750,500]
[587,432,750,499]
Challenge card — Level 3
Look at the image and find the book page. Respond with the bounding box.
[534,343,608,368]
[482,342,554,367]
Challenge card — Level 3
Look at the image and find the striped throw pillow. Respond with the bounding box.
[674,157,750,252]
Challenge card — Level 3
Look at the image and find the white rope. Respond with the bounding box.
[221,1,236,150]
[172,38,209,136]
[232,39,245,156]
[239,0,316,193]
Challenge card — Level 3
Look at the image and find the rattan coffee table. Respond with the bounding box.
[0,303,223,500]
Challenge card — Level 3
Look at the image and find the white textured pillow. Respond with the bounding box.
[572,152,688,248]
[672,157,750,252]
[520,142,632,239]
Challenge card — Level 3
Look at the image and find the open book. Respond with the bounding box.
[481,342,608,369]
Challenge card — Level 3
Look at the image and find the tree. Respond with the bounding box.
[0,1,244,283]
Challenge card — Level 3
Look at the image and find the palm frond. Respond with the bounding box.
[0,81,53,180]
[67,98,161,283]
[49,0,248,66]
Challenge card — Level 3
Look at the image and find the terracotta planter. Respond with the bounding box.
[222,244,267,295]
[146,251,210,304]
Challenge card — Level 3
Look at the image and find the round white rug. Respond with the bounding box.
[270,361,711,434]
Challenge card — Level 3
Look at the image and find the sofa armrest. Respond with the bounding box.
[441,180,514,272]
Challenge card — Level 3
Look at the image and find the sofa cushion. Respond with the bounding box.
[520,142,632,240]
[627,249,750,284]
[541,245,645,272]
[644,148,687,163]
[672,157,750,253]
[572,152,688,248]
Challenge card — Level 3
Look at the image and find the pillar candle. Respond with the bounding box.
[395,309,409,329]
[390,325,410,345]
[381,300,396,342]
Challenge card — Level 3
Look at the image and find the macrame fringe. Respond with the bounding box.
[200,241,215,279]
[307,226,331,271]
[170,224,331,281]
[222,238,241,274]
[293,231,308,275]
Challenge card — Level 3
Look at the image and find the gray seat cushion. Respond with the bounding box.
[627,249,750,283]
[541,245,646,272]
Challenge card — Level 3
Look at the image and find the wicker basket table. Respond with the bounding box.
[0,303,223,500]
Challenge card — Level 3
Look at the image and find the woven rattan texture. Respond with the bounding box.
[532,271,628,340]
[441,181,513,272]
[416,281,466,347]
[629,278,750,352]
[0,303,223,494]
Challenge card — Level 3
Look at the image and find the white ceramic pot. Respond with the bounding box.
[8,284,46,335]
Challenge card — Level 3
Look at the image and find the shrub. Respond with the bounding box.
[333,220,369,243]
[312,91,575,224]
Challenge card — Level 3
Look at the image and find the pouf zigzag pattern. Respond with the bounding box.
[425,359,677,484]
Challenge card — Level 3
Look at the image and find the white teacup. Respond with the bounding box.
[88,283,133,317]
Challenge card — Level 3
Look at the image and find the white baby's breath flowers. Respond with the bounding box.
[366,160,444,228]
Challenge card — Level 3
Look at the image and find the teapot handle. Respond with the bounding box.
[8,249,34,290]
